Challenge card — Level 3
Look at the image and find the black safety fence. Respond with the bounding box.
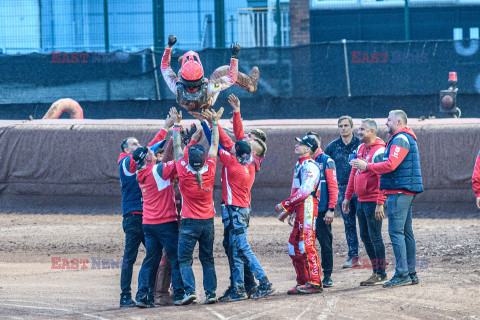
[1,39,479,119]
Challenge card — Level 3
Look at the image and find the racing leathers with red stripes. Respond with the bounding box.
[282,156,322,286]
[161,47,238,110]
[472,150,480,198]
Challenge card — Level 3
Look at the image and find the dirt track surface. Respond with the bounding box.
[0,214,479,320]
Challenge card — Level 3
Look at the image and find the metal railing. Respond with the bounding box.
[237,7,290,48]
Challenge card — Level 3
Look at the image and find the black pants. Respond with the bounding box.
[315,211,333,278]
[120,213,145,296]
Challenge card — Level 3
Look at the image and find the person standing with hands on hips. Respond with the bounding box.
[324,116,362,268]
[351,110,423,288]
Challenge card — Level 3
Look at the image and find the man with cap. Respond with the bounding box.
[303,132,339,288]
[117,114,174,307]
[132,144,184,308]
[213,138,274,301]
[189,94,267,171]
[189,97,267,300]
[276,135,323,294]
[171,106,223,305]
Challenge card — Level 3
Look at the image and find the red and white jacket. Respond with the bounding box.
[345,138,387,204]
[282,156,321,214]
[218,149,256,208]
[218,111,264,171]
[136,161,178,225]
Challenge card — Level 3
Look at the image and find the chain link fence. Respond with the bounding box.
[0,0,289,54]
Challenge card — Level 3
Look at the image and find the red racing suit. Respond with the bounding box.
[472,149,480,198]
[161,47,238,110]
[281,156,322,286]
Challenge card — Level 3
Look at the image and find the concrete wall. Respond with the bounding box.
[0,118,478,215]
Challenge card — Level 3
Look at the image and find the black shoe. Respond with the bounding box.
[221,287,248,302]
[410,272,419,285]
[135,297,155,308]
[204,292,218,304]
[322,276,334,288]
[246,285,258,298]
[120,294,136,308]
[251,282,275,299]
[218,286,234,302]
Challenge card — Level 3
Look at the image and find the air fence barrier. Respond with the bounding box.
[0,118,478,215]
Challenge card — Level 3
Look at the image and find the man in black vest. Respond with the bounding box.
[351,110,423,288]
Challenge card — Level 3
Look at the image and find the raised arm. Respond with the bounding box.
[161,35,179,94]
[147,113,174,150]
[191,110,228,152]
[206,108,224,157]
[170,107,184,161]
[228,94,245,141]
[207,44,240,94]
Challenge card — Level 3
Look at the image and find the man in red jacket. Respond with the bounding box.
[472,150,480,210]
[118,115,173,308]
[343,119,388,286]
[132,144,184,308]
[172,106,224,305]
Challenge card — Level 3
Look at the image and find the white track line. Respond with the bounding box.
[242,308,274,320]
[295,307,311,320]
[81,314,110,320]
[205,307,228,320]
[0,303,72,312]
[0,303,110,320]
[317,296,339,320]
